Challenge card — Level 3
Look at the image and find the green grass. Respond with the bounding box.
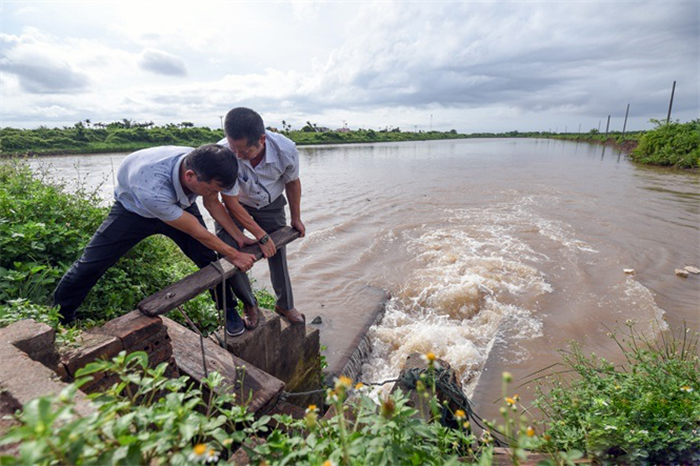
[533,322,700,464]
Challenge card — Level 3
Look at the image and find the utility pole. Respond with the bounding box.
[666,80,676,124]
[604,115,611,138]
[622,104,630,137]
[219,116,224,131]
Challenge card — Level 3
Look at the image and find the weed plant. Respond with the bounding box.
[0,351,498,465]
[533,322,700,464]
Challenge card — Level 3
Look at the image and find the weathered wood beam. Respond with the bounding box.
[138,226,300,316]
[163,317,285,415]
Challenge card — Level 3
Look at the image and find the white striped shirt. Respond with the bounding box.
[219,131,300,209]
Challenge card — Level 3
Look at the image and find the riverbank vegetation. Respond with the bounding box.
[0,120,467,157]
[1,324,696,465]
[545,119,700,169]
[2,118,698,169]
[0,160,268,336]
[628,119,700,168]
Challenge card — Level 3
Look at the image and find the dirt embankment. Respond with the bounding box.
[609,139,639,154]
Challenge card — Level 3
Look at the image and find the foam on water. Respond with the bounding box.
[361,201,553,395]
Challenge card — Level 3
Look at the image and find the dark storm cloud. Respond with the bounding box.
[278,1,697,123]
[138,49,187,77]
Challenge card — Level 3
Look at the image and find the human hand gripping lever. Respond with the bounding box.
[226,248,255,272]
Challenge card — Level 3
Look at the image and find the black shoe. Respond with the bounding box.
[226,309,245,337]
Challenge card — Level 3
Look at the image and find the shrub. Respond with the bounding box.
[534,323,700,464]
[631,119,700,168]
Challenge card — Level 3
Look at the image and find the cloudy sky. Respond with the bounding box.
[1,1,697,133]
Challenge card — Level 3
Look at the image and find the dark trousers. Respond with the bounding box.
[53,201,236,323]
[216,195,294,310]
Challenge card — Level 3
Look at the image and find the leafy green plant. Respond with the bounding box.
[533,322,700,464]
[630,119,700,168]
[0,351,267,465]
[248,375,479,465]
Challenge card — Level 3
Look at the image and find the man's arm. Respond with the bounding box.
[285,178,305,237]
[202,193,257,249]
[221,194,277,258]
[164,210,255,271]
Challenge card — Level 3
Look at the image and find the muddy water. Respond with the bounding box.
[30,138,700,419]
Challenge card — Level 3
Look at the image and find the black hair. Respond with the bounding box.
[224,107,265,146]
[183,144,238,190]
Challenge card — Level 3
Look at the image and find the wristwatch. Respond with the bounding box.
[258,234,270,245]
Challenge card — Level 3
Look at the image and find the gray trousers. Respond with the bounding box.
[216,195,294,310]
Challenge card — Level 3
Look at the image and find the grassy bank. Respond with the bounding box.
[547,119,699,169]
[0,121,468,157]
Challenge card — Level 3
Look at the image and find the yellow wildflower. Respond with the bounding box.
[306,404,318,414]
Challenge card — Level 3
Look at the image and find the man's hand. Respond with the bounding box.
[260,237,277,258]
[291,218,306,237]
[228,251,256,272]
[236,234,258,249]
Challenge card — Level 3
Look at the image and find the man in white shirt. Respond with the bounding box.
[217,107,306,328]
[53,144,256,336]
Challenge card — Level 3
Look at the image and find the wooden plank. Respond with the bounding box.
[163,317,285,415]
[138,227,300,316]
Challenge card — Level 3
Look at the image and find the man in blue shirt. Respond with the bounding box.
[53,144,256,336]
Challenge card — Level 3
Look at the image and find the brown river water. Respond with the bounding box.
[30,138,700,420]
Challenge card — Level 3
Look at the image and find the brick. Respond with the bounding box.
[126,327,170,354]
[94,310,163,348]
[60,332,123,378]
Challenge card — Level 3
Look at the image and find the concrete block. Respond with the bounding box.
[0,320,57,366]
[283,327,323,407]
[224,308,281,374]
[93,310,163,348]
[0,343,94,418]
